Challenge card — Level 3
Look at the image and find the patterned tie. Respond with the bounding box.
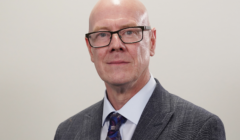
[106,112,127,140]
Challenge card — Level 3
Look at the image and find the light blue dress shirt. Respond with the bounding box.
[100,74,156,140]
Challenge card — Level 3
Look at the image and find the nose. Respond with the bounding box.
[108,33,126,52]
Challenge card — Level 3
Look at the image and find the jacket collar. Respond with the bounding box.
[81,78,173,140]
[131,79,174,140]
[77,101,103,140]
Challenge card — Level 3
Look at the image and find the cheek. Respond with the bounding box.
[92,48,107,71]
[126,44,139,66]
[137,43,150,63]
[92,48,106,61]
[127,43,149,72]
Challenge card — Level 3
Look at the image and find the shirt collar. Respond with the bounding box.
[102,74,156,126]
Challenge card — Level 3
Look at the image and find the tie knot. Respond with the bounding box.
[108,113,127,131]
[106,113,127,140]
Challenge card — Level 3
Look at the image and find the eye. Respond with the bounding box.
[99,33,107,37]
[126,31,133,35]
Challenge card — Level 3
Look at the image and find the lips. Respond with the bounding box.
[107,60,129,64]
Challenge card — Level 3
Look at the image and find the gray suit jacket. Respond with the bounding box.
[54,79,225,140]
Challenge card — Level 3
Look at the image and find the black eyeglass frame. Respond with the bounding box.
[85,26,151,48]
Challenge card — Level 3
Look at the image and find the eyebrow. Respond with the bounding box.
[93,23,138,32]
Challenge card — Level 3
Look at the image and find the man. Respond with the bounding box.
[54,0,225,139]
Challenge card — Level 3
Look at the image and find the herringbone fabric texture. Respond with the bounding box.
[54,79,226,140]
[106,113,127,140]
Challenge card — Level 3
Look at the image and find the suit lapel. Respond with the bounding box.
[75,100,103,140]
[131,79,174,140]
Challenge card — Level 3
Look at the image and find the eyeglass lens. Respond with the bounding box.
[88,27,143,48]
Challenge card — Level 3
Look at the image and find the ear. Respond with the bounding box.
[149,28,156,56]
[85,37,95,62]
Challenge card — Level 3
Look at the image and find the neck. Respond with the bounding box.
[105,71,150,110]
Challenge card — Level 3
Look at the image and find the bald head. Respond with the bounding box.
[89,0,150,32]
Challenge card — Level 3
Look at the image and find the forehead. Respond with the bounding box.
[89,3,146,32]
[92,18,138,32]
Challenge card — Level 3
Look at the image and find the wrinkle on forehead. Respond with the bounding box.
[89,0,150,32]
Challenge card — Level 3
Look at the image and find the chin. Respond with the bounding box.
[104,73,137,86]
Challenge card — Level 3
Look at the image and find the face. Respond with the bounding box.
[86,1,156,87]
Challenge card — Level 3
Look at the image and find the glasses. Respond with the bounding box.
[85,26,151,48]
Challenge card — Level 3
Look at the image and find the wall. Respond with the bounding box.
[0,0,239,139]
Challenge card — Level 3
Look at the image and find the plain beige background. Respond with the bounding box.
[0,0,239,139]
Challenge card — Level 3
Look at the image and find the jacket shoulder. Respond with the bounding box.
[54,100,103,140]
[169,92,214,118]
[166,92,225,139]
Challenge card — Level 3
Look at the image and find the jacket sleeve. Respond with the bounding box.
[194,115,226,140]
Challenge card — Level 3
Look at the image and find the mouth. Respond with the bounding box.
[107,60,129,65]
